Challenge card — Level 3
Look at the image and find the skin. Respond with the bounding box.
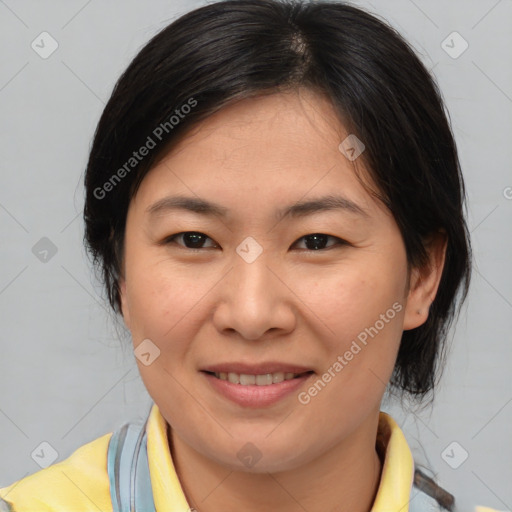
[119,88,446,512]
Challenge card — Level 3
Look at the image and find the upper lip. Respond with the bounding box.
[201,362,314,375]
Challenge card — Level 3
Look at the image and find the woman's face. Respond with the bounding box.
[120,89,429,472]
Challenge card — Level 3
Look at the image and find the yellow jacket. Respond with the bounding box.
[0,404,502,512]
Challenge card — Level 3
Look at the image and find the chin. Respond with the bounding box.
[221,439,311,474]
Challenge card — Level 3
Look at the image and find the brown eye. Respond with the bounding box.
[164,231,218,250]
[292,233,347,251]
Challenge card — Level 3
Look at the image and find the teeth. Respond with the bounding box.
[272,373,284,384]
[257,374,273,385]
[214,371,303,385]
[240,374,255,385]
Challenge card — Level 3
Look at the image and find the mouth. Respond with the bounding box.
[203,370,314,386]
[201,367,315,408]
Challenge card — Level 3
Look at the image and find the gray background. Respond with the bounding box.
[0,0,511,510]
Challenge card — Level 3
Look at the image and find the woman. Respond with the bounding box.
[0,0,500,510]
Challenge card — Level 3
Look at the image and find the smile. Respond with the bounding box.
[202,370,315,408]
[210,371,311,385]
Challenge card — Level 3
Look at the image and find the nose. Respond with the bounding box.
[212,252,296,341]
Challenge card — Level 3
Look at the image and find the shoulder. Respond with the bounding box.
[474,508,510,512]
[0,431,113,512]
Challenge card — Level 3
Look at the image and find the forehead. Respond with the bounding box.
[173,88,348,161]
[132,89,382,220]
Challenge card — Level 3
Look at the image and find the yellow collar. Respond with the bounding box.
[372,412,415,511]
[146,404,415,512]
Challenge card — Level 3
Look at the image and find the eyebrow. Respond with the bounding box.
[145,194,369,221]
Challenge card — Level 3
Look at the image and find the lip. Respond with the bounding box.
[201,370,314,408]
[201,362,313,375]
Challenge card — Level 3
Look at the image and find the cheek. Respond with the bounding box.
[122,267,169,352]
[127,274,171,336]
[124,253,215,358]
[290,256,406,402]
[291,259,406,342]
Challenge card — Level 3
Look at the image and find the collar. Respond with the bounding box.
[145,404,415,512]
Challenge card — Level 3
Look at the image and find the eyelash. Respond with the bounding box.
[162,231,349,253]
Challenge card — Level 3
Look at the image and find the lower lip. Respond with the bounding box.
[202,372,313,408]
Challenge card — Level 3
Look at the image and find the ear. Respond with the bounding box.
[403,231,447,330]
[119,278,131,329]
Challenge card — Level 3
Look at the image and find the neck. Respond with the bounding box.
[168,410,383,512]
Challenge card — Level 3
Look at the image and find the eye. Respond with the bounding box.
[163,231,218,251]
[162,231,348,252]
[292,233,348,251]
